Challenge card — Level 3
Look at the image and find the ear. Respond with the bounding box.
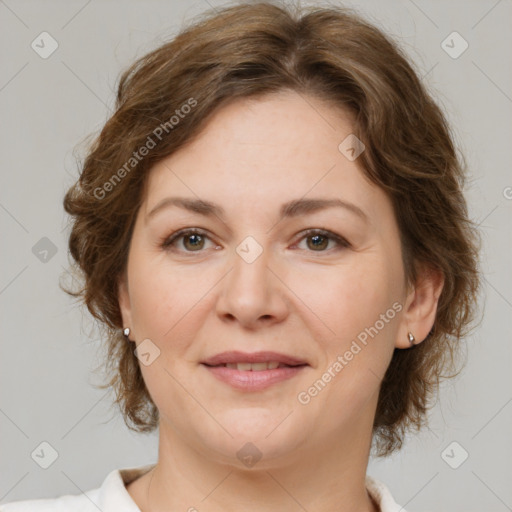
[395,266,444,349]
[118,272,133,330]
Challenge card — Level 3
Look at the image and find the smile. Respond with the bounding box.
[214,361,294,371]
[201,362,308,391]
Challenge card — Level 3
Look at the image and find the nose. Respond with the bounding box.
[215,244,289,330]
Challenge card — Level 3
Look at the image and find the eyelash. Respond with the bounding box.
[161,228,350,254]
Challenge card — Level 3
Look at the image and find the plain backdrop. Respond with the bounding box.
[1,0,511,510]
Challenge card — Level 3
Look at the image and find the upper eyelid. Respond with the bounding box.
[163,227,349,250]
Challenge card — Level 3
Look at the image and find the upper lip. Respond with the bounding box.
[201,351,308,367]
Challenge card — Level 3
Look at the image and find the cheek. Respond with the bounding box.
[294,254,403,397]
[130,270,175,333]
[293,256,402,340]
[126,246,190,338]
[127,247,222,351]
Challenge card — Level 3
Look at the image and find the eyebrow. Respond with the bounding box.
[147,197,368,222]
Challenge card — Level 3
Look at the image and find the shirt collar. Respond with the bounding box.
[96,464,405,512]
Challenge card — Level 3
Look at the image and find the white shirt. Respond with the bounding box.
[0,464,407,511]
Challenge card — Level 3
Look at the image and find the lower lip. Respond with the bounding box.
[202,364,307,391]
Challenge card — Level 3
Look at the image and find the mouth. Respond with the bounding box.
[206,361,303,371]
[201,350,308,367]
[201,351,309,391]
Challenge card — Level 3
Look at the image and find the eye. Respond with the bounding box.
[293,228,350,252]
[161,227,350,254]
[161,228,218,253]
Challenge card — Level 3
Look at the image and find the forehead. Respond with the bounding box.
[142,91,389,223]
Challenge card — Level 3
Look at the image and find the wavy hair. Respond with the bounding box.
[63,1,480,456]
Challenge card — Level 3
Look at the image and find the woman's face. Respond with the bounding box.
[119,90,414,467]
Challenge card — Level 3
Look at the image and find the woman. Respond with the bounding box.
[2,2,479,511]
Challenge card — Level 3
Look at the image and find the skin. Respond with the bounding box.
[118,90,443,512]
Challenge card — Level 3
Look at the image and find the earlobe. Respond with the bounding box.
[117,275,132,328]
[396,267,444,349]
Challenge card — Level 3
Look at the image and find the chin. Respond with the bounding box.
[196,409,307,467]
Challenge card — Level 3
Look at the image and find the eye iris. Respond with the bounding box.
[307,234,328,251]
[176,231,335,252]
[184,233,204,251]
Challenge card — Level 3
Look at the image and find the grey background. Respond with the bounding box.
[0,0,511,510]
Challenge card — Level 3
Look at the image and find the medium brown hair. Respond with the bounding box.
[63,1,480,456]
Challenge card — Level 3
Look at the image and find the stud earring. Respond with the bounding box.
[407,332,416,345]
[123,327,134,342]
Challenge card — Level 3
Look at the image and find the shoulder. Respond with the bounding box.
[366,475,407,512]
[0,464,156,512]
[0,490,99,511]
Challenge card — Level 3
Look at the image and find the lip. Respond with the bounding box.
[201,351,309,392]
[203,365,307,391]
[201,350,307,366]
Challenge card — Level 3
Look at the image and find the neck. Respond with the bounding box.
[137,405,379,512]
